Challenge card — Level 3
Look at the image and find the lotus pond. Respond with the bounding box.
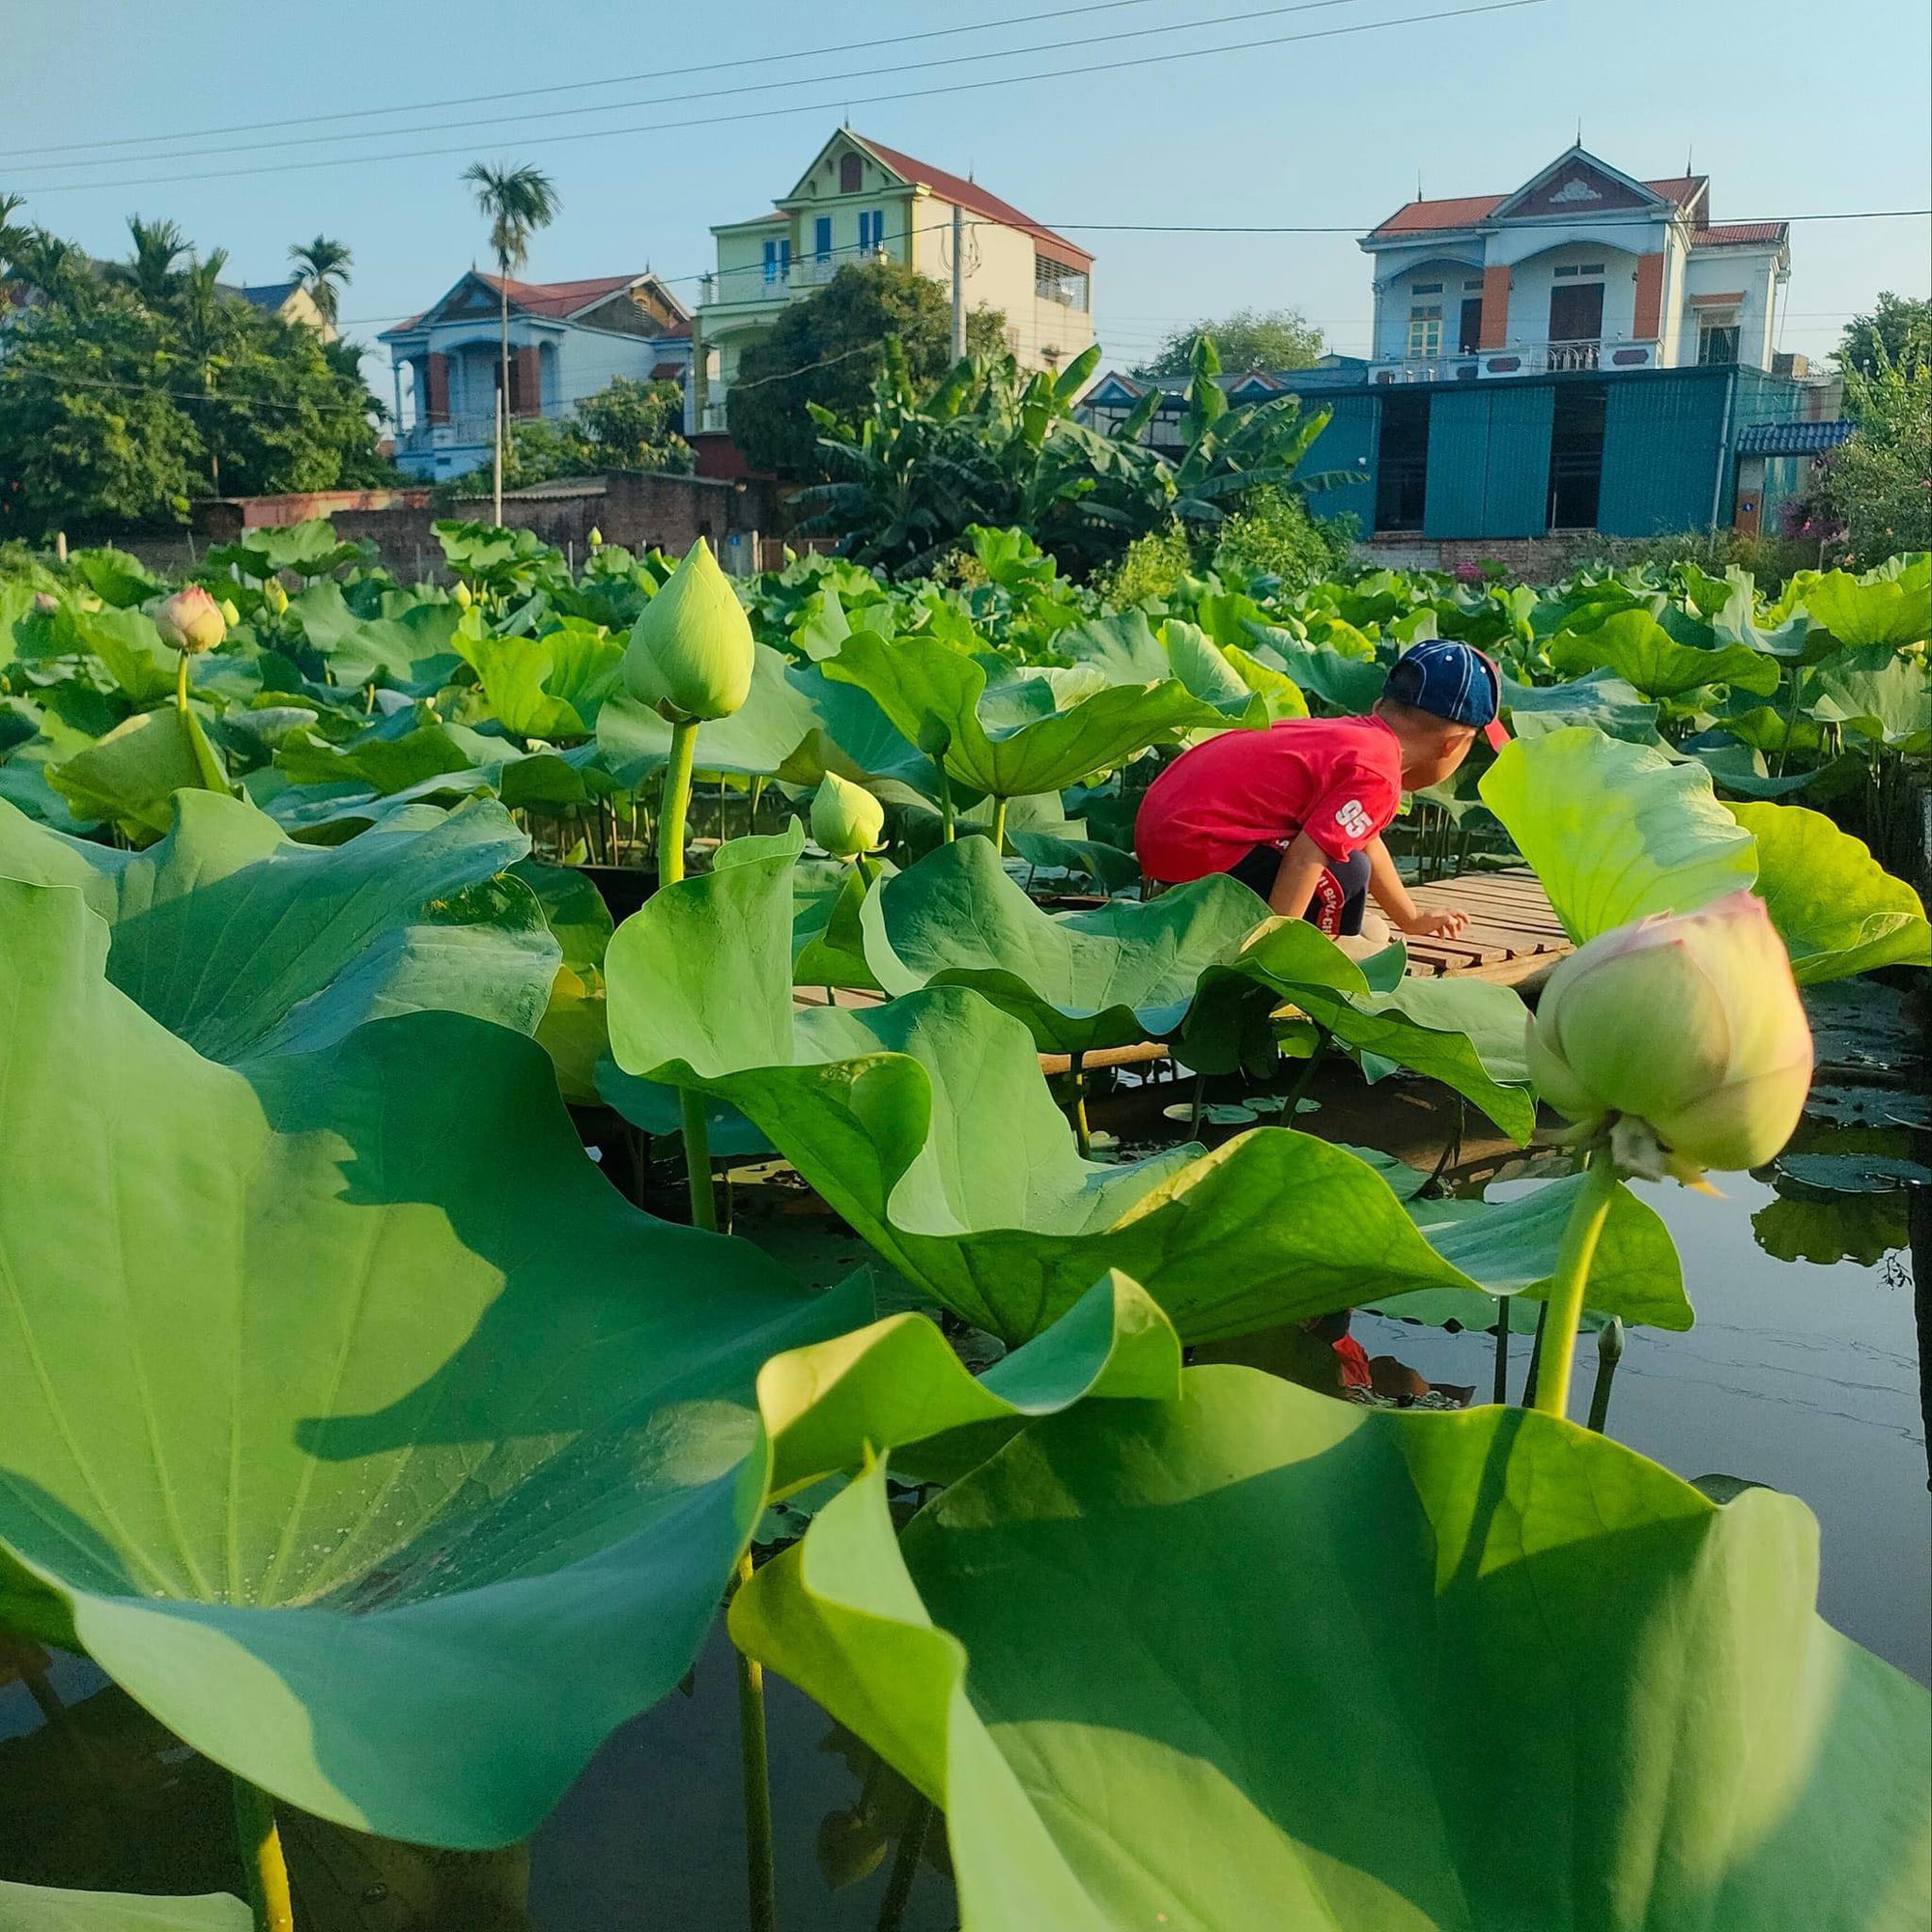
[0,524,1927,1931]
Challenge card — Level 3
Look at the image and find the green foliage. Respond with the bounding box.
[0,220,393,539]
[1129,308,1325,379]
[1098,525,1192,605]
[727,260,1009,477]
[501,377,692,487]
[1816,354,1932,565]
[1834,292,1932,380]
[1211,483,1354,584]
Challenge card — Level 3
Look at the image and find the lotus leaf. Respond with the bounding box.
[1800,557,1931,648]
[0,1884,249,1931]
[596,640,822,783]
[69,608,179,707]
[1805,645,1932,750]
[1548,609,1780,699]
[1727,803,1930,982]
[735,1373,1931,1931]
[860,836,1271,1055]
[290,582,463,688]
[605,845,1679,1342]
[453,619,624,739]
[205,517,368,583]
[1240,625,1384,712]
[822,631,1235,800]
[0,878,864,1847]
[0,791,555,1062]
[46,709,228,839]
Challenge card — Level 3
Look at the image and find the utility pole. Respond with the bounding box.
[950,202,965,362]
[493,386,504,527]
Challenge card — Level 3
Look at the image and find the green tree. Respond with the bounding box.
[573,375,691,471]
[1815,355,1932,564]
[1129,307,1325,379]
[1835,293,1932,380]
[461,160,560,524]
[0,225,394,541]
[288,234,354,328]
[726,259,1007,477]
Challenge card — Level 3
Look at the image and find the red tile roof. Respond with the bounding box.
[478,271,641,319]
[853,135,1094,270]
[1691,221,1788,247]
[1370,174,1713,237]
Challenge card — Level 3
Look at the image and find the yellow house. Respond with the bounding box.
[693,128,1095,434]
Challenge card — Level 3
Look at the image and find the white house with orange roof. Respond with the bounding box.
[1360,145,1791,381]
[382,270,693,481]
[692,128,1096,437]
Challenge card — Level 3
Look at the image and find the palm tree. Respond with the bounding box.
[176,249,235,496]
[0,193,28,278]
[288,234,352,330]
[461,160,559,523]
[111,215,191,305]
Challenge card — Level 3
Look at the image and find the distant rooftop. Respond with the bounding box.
[849,133,1094,270]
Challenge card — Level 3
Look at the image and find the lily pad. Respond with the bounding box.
[0,1883,249,1930]
[735,1371,1932,1930]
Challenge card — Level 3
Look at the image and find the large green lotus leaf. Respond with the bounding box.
[291,582,463,688]
[0,1884,249,1931]
[1499,671,1661,746]
[1240,625,1385,713]
[1800,557,1931,648]
[1479,727,1757,940]
[823,631,1234,799]
[859,836,1270,1055]
[1725,803,1930,983]
[69,608,178,707]
[454,620,623,740]
[735,1374,1931,1932]
[596,640,822,783]
[0,880,863,1848]
[759,1269,1180,1496]
[1549,609,1780,699]
[1805,645,1932,750]
[1683,739,1834,799]
[0,791,555,1062]
[606,848,1670,1343]
[45,709,228,840]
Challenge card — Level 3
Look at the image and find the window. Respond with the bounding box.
[762,237,791,285]
[839,154,863,194]
[1406,305,1443,358]
[1458,296,1484,355]
[1036,255,1090,310]
[1698,320,1741,365]
[1412,281,1443,295]
[858,209,886,252]
[1554,263,1606,279]
[813,216,832,262]
[1464,278,1485,292]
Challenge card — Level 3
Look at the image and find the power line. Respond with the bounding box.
[0,0,1184,164]
[16,1,1550,198]
[8,0,1382,180]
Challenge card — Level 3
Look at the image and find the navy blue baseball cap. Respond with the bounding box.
[1383,639,1509,749]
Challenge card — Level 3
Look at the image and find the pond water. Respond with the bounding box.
[2,982,1922,1929]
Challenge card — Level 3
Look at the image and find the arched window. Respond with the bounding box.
[839,153,862,194]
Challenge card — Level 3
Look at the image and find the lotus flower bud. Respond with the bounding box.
[588,526,603,548]
[263,579,289,617]
[154,584,227,655]
[1525,890,1811,1180]
[451,580,474,611]
[218,597,241,627]
[810,773,885,860]
[622,538,753,723]
[33,592,58,616]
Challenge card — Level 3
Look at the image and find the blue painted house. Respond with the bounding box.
[382,271,693,482]
[1084,148,1843,545]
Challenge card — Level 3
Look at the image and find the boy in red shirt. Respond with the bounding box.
[1135,639,1507,940]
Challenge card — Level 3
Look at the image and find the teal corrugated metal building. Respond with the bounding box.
[1299,364,1813,540]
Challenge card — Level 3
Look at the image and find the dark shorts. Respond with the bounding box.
[1225,843,1370,937]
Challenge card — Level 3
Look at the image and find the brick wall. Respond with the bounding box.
[1364,531,1638,578]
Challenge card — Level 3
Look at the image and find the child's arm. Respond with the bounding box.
[1264,833,1334,920]
[1365,837,1470,938]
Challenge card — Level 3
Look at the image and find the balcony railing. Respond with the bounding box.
[398,412,498,455]
[1372,339,1662,383]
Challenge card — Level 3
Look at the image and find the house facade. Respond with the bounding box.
[1083,149,1837,547]
[381,271,693,482]
[693,128,1096,436]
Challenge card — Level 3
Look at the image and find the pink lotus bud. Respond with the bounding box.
[154,584,227,655]
[1525,890,1812,1178]
[33,592,59,616]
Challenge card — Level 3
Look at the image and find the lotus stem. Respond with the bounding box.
[1189,1068,1206,1134]
[935,760,954,842]
[175,648,190,716]
[988,795,1008,855]
[679,1090,718,1232]
[1285,1027,1331,1116]
[1491,1296,1510,1406]
[1586,1316,1626,1434]
[875,1799,932,1932]
[1530,1150,1619,1422]
[733,1552,779,1932]
[658,716,699,888]
[232,1777,295,1932]
[1068,1048,1092,1157]
[1521,1299,1549,1408]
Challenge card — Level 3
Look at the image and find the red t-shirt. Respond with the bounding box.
[1135,716,1405,882]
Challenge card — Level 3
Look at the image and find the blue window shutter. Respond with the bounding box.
[814,217,832,260]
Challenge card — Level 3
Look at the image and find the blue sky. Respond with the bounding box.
[8,0,1928,395]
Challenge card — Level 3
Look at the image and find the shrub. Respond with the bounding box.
[1097,526,1192,606]
[1211,485,1355,584]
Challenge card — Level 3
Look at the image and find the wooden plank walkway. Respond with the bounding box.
[793,868,1572,1073]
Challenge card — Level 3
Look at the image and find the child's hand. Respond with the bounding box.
[1402,907,1471,939]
